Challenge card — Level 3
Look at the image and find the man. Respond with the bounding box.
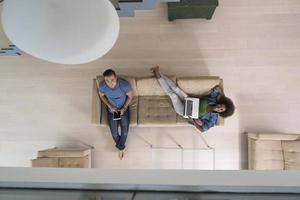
[98,69,133,159]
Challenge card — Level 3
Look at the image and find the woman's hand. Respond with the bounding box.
[215,85,223,94]
[188,118,195,125]
[188,117,194,124]
[188,118,204,132]
[215,85,225,101]
[194,119,203,126]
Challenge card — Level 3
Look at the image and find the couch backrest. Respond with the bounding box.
[248,132,300,141]
[136,76,176,96]
[96,75,221,97]
[177,76,221,96]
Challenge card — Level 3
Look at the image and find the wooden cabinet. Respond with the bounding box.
[168,0,219,21]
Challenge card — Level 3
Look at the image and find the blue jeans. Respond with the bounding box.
[107,108,130,150]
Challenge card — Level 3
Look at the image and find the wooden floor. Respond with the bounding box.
[1,0,300,169]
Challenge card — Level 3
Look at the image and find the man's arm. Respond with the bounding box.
[98,92,117,113]
[120,91,133,115]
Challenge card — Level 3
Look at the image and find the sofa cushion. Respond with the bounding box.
[138,96,177,124]
[248,139,284,170]
[59,156,90,168]
[32,158,59,168]
[282,140,300,170]
[177,76,221,96]
[251,159,284,170]
[137,76,176,96]
[100,96,138,126]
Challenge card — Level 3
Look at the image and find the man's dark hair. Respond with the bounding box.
[103,69,116,77]
[218,96,235,118]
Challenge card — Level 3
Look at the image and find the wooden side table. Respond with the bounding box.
[168,0,219,21]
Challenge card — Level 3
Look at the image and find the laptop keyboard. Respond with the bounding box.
[186,100,193,116]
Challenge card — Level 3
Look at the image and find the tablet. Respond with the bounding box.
[113,111,121,120]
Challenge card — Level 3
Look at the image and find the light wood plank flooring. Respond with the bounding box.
[1,0,300,169]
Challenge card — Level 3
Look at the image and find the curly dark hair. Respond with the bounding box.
[217,96,235,118]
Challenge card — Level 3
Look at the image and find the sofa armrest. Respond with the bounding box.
[91,78,101,124]
[247,132,300,141]
[216,116,224,126]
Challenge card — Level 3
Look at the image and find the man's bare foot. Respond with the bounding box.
[150,66,161,78]
[118,150,124,160]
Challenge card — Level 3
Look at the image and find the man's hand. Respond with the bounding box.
[120,107,127,115]
[108,105,117,113]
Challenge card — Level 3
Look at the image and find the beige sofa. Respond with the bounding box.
[31,147,92,168]
[248,132,300,170]
[92,75,224,126]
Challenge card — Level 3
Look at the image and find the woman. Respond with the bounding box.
[151,66,235,132]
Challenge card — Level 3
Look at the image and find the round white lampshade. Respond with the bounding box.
[1,0,120,64]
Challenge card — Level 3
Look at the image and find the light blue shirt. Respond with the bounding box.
[99,79,132,109]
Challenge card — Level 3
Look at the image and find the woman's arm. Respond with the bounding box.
[193,119,203,126]
[188,119,204,132]
[214,85,225,101]
[193,120,204,132]
[189,113,218,132]
[201,113,218,131]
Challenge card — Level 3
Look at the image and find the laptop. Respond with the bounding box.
[183,97,200,119]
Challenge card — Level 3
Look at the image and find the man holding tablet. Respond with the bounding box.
[98,69,133,160]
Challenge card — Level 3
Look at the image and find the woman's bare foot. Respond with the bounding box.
[118,150,124,160]
[150,65,161,78]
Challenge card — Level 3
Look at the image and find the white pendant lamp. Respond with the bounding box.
[1,0,120,64]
